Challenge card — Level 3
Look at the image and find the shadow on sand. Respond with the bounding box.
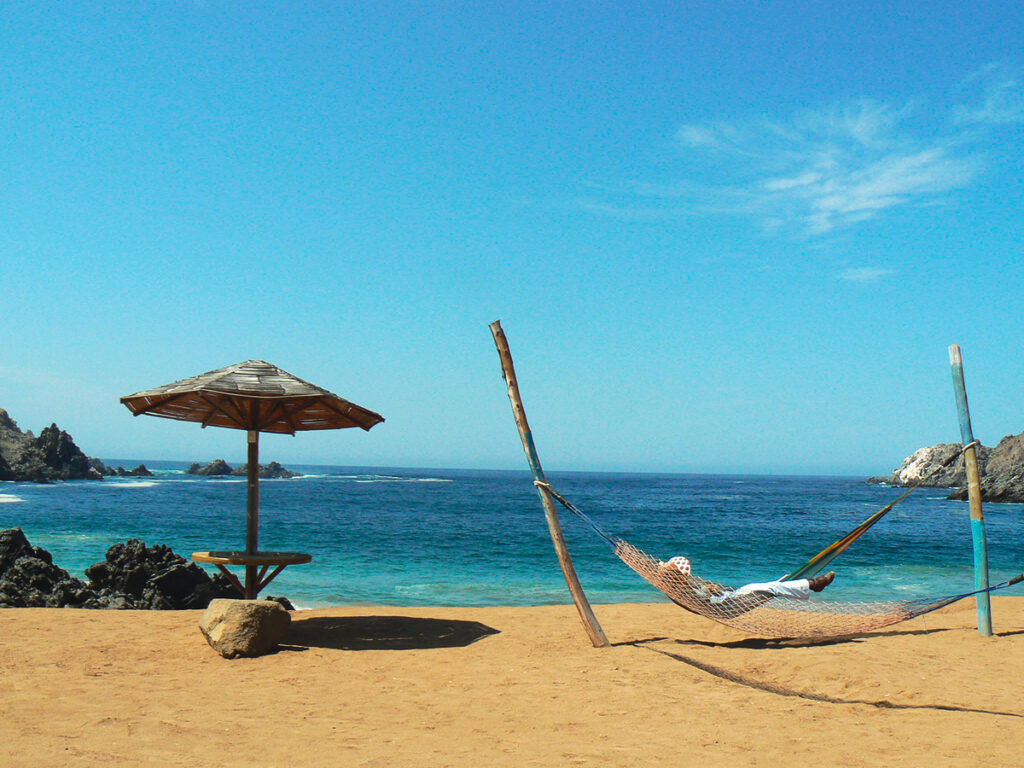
[283,615,500,651]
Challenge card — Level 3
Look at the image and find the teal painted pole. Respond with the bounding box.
[949,345,993,636]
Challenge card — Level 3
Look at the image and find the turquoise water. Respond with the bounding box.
[1,463,1022,608]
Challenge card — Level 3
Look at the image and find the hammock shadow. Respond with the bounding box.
[642,645,1022,718]
[283,615,500,651]
[645,625,959,649]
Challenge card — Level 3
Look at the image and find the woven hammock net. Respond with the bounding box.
[612,538,958,638]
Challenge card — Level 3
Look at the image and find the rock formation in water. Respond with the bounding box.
[0,409,104,482]
[869,430,1024,503]
[231,461,299,479]
[186,459,234,476]
[187,459,298,478]
[112,464,154,477]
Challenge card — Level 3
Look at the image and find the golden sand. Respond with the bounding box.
[2,597,1022,767]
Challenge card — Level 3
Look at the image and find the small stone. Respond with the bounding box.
[199,599,291,658]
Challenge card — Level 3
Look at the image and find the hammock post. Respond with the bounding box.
[489,320,610,648]
[949,344,993,637]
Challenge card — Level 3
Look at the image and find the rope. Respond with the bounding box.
[530,445,1022,639]
[534,480,618,547]
[783,440,983,580]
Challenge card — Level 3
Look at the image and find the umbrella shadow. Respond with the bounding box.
[283,614,501,651]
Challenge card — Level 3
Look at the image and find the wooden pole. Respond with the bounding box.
[245,429,260,599]
[948,344,993,636]
[489,321,610,648]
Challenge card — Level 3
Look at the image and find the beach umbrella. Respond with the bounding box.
[120,359,384,595]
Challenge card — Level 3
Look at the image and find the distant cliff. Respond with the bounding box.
[0,409,103,482]
[869,431,1024,503]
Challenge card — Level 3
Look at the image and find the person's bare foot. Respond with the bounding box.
[808,571,835,592]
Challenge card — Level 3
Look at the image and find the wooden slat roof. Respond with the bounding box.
[120,360,384,434]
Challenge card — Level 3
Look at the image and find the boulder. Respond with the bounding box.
[199,598,292,658]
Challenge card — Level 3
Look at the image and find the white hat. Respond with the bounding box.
[667,556,691,576]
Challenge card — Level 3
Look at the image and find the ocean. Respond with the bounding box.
[1,464,1022,609]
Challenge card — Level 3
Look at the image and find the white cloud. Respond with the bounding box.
[955,63,1024,125]
[838,267,895,283]
[763,171,822,192]
[683,101,980,234]
[578,69,1019,237]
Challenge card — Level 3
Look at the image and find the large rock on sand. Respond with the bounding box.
[199,599,292,658]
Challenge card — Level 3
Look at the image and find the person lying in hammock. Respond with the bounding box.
[658,556,835,605]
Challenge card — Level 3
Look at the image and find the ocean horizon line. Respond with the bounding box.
[95,458,879,483]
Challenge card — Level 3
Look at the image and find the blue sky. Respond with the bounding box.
[2,2,1022,475]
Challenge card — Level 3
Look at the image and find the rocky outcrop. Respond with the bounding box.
[84,539,236,609]
[186,459,234,476]
[0,528,239,609]
[0,409,104,482]
[868,443,989,488]
[947,432,1024,502]
[871,431,1024,503]
[110,464,154,477]
[0,527,112,607]
[86,458,151,477]
[232,461,298,479]
[187,459,299,478]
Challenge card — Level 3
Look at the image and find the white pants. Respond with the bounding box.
[710,578,811,604]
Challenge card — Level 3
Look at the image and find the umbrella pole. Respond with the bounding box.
[246,429,260,598]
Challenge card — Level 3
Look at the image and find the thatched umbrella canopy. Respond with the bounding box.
[121,360,384,573]
[120,359,384,434]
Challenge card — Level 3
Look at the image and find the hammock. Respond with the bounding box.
[535,481,1022,639]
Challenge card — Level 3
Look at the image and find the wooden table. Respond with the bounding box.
[192,551,312,599]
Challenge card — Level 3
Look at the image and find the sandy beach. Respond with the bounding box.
[2,597,1022,767]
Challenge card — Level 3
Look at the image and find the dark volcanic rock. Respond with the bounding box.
[89,457,111,475]
[0,528,239,610]
[0,527,108,608]
[0,409,104,482]
[35,423,99,479]
[873,431,1024,503]
[231,461,299,479]
[187,459,233,476]
[85,539,235,609]
[111,464,153,477]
